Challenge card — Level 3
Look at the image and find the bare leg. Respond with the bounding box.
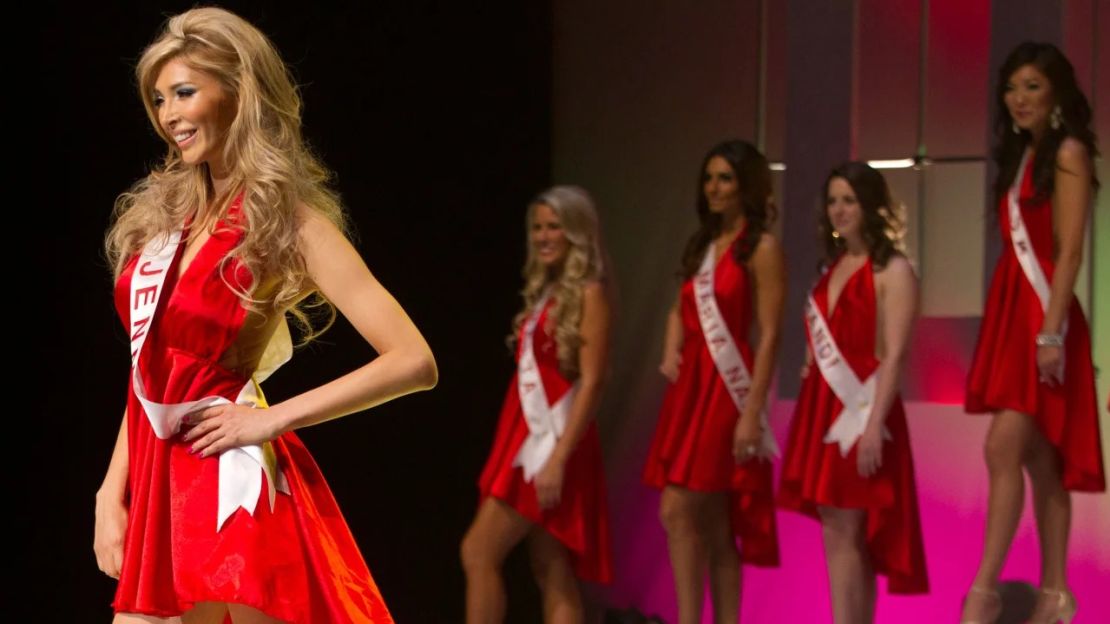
[963,410,1037,622]
[461,498,534,624]
[527,527,583,624]
[117,601,289,624]
[702,492,740,624]
[113,615,183,624]
[113,601,252,624]
[819,506,875,624]
[1024,430,1074,622]
[660,485,709,624]
[225,604,288,624]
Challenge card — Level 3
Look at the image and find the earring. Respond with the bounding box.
[1050,105,1062,130]
[1012,120,1020,134]
[831,230,841,240]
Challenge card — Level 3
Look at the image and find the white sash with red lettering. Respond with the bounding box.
[693,245,779,457]
[805,292,888,456]
[129,230,291,531]
[1008,149,1067,370]
[512,295,579,482]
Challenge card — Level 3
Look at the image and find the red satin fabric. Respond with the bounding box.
[965,156,1105,492]
[478,300,613,583]
[642,237,780,567]
[112,198,393,622]
[778,258,928,594]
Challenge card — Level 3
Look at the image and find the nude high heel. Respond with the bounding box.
[960,585,1002,624]
[1029,588,1077,624]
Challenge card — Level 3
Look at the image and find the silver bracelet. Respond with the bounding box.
[1035,332,1064,347]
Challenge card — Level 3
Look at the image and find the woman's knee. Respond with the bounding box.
[460,527,495,574]
[983,415,1032,474]
[1023,440,1066,489]
[819,506,865,547]
[701,501,737,558]
[659,490,702,535]
[528,532,574,589]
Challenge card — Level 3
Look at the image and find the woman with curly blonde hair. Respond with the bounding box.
[93,8,437,623]
[461,186,613,623]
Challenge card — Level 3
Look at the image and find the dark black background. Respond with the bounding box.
[28,1,553,621]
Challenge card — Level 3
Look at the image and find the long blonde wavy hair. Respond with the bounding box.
[510,186,606,379]
[105,7,346,341]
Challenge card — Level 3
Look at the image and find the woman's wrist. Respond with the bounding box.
[266,402,300,436]
[549,446,570,467]
[1035,332,1064,348]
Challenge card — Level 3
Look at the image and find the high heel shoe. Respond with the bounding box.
[1028,588,1077,624]
[960,585,1002,624]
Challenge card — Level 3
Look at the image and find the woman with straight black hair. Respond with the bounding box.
[962,41,1104,624]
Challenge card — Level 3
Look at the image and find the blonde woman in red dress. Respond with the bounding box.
[778,162,927,624]
[94,8,437,622]
[461,186,612,623]
[962,41,1104,624]
[643,140,785,624]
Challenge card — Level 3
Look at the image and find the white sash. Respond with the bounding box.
[693,245,779,457]
[1008,149,1067,365]
[512,295,579,482]
[805,292,888,456]
[130,228,292,531]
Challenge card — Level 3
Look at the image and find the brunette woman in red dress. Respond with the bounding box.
[93,8,437,623]
[642,140,786,624]
[778,162,927,624]
[961,42,1104,624]
[461,186,612,623]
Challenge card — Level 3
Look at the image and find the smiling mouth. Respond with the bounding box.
[174,129,198,147]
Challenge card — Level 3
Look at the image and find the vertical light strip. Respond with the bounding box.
[916,0,930,276]
[849,0,861,159]
[1090,0,1110,501]
[1090,0,1108,431]
[756,0,768,152]
[917,0,929,159]
[1087,0,1098,322]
